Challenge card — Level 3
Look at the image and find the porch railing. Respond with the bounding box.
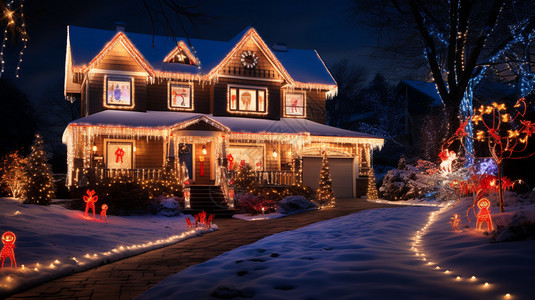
[73,168,165,184]
[228,170,295,186]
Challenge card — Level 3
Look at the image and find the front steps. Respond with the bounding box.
[184,185,238,218]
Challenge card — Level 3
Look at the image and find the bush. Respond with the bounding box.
[236,193,276,215]
[152,196,181,217]
[277,196,317,214]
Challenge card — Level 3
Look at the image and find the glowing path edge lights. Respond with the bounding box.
[410,206,512,299]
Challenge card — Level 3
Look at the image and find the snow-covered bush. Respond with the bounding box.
[277,196,317,214]
[491,207,535,242]
[153,196,181,217]
[379,166,426,200]
[236,193,276,215]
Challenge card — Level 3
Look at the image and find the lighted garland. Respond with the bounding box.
[1,0,28,78]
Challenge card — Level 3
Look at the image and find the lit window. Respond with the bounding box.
[284,92,306,117]
[105,77,133,108]
[168,83,193,110]
[228,85,267,114]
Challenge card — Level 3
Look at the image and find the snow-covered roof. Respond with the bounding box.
[67,25,336,85]
[401,80,443,107]
[68,110,381,139]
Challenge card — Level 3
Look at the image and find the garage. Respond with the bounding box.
[302,157,355,198]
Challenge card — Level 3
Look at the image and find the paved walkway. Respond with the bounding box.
[8,198,399,300]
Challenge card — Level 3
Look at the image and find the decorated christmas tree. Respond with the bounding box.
[316,152,335,207]
[367,168,379,200]
[22,134,55,205]
[234,163,257,193]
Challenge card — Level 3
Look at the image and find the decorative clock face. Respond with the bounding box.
[240,50,258,69]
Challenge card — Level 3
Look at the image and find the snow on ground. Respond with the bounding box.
[233,208,318,221]
[0,197,216,297]
[138,200,535,300]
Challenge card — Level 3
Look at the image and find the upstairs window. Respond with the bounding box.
[104,76,134,109]
[228,85,267,115]
[168,82,194,111]
[168,49,192,65]
[284,91,306,117]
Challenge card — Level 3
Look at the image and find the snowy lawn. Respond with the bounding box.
[138,200,535,300]
[0,197,216,297]
[233,208,318,221]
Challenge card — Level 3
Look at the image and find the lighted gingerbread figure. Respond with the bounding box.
[449,214,461,231]
[476,197,494,231]
[439,149,457,173]
[83,189,98,219]
[115,147,125,163]
[1,231,17,268]
[100,204,108,222]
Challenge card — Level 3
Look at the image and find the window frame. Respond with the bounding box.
[168,81,194,111]
[103,76,135,109]
[283,91,307,118]
[227,84,268,115]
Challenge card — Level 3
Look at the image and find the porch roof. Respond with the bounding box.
[67,110,382,139]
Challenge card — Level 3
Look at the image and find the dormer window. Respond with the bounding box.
[228,85,268,115]
[168,49,191,64]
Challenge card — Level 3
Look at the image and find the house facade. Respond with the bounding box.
[62,25,383,199]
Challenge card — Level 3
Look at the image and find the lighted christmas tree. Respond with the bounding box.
[22,134,55,205]
[316,152,335,207]
[367,168,379,200]
[234,163,257,193]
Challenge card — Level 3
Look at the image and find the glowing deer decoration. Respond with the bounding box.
[439,149,457,173]
[1,231,17,268]
[83,189,98,219]
[100,204,108,222]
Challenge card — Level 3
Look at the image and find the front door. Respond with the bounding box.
[178,143,193,179]
[195,142,211,184]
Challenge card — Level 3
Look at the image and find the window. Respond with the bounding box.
[105,77,133,108]
[228,85,267,114]
[284,92,306,117]
[168,82,194,110]
[105,140,134,169]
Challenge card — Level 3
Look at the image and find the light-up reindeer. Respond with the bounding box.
[439,149,457,173]
[1,231,17,268]
[83,189,98,219]
[100,204,108,222]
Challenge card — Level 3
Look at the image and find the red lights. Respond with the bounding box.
[476,197,494,231]
[83,189,98,219]
[100,204,108,222]
[1,231,17,268]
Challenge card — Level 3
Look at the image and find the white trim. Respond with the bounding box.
[89,69,148,76]
[217,74,284,83]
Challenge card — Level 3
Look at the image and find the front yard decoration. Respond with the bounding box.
[449,214,460,231]
[22,134,55,205]
[316,152,335,207]
[0,151,26,198]
[476,197,494,232]
[100,204,108,222]
[83,189,98,219]
[438,149,457,173]
[445,98,535,212]
[1,231,16,268]
[186,217,192,228]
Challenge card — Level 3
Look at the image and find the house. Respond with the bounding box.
[62,25,383,206]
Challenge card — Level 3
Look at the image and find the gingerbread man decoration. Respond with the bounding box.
[100,204,108,222]
[1,231,17,268]
[83,189,98,219]
[476,197,494,231]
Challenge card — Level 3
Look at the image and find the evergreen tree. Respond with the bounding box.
[316,153,335,207]
[22,134,55,205]
[234,163,257,193]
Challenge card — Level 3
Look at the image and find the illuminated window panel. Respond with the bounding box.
[284,91,306,117]
[104,77,134,109]
[227,85,268,115]
[168,82,194,111]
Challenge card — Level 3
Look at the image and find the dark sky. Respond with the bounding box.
[2,0,380,104]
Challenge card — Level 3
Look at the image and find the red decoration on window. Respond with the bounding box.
[227,153,234,169]
[115,147,125,163]
[239,159,246,169]
[476,197,493,231]
[1,231,16,268]
[100,204,108,222]
[83,189,98,219]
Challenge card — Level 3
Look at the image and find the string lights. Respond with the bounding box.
[1,0,28,78]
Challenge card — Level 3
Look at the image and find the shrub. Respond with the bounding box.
[152,196,181,217]
[236,193,276,215]
[277,196,317,214]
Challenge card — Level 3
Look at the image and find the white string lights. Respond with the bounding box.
[0,0,28,78]
[410,207,513,299]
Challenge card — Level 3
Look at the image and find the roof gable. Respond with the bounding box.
[207,28,294,84]
[163,40,199,65]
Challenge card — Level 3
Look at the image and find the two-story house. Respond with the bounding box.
[62,25,383,200]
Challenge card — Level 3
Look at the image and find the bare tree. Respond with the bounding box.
[354,0,535,139]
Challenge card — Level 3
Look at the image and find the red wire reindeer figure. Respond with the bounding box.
[1,231,17,268]
[100,204,108,222]
[83,189,98,219]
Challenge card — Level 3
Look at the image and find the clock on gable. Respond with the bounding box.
[240,50,258,69]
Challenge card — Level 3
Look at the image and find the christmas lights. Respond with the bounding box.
[83,190,98,219]
[100,204,108,222]
[475,197,493,232]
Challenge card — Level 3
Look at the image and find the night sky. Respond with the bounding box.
[2,0,378,104]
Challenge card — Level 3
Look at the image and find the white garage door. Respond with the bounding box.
[302,157,354,197]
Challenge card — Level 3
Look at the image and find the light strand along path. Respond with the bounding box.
[8,198,399,300]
